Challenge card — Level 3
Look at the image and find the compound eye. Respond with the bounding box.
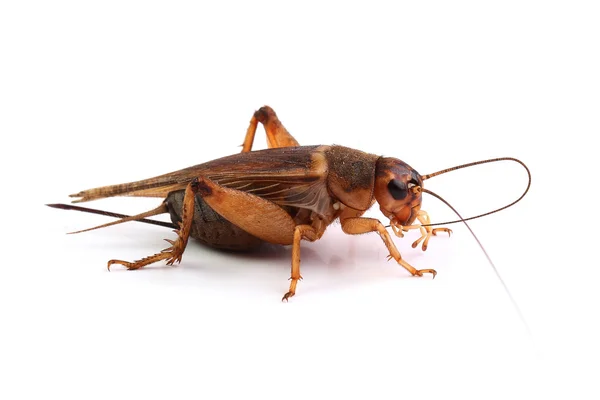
[387,179,407,200]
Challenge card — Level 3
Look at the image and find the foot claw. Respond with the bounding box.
[432,228,452,237]
[282,291,295,302]
[107,259,135,271]
[414,269,437,278]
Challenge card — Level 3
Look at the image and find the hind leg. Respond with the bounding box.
[241,106,300,152]
[107,179,199,270]
[194,176,326,300]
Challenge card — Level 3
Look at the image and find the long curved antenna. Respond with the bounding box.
[421,157,531,227]
[422,188,531,337]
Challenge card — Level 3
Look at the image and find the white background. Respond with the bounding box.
[1,1,599,399]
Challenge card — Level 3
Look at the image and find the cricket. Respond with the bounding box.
[48,106,530,301]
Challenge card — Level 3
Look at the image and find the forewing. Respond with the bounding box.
[201,146,332,216]
[69,146,333,216]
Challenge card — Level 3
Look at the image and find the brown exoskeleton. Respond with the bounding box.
[49,106,529,301]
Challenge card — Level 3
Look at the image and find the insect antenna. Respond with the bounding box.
[385,157,532,335]
[419,187,530,336]
[46,203,177,232]
[420,157,531,227]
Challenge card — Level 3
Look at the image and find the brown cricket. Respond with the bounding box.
[48,106,530,301]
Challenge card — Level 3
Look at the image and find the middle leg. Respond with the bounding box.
[194,177,325,300]
[282,225,319,302]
